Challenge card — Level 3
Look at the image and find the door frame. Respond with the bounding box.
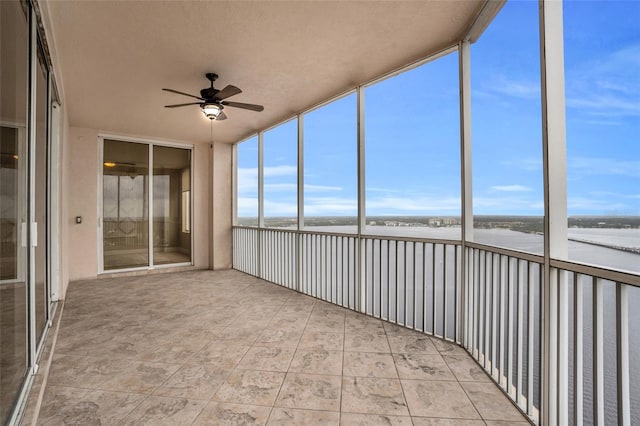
[97,134,194,274]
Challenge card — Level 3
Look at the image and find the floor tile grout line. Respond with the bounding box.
[339,301,347,425]
[385,327,413,420]
[266,292,315,424]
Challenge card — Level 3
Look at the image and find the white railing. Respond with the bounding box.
[465,243,543,422]
[232,226,639,425]
[548,259,639,426]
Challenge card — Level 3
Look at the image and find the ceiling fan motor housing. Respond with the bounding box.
[200,87,219,100]
[201,73,220,100]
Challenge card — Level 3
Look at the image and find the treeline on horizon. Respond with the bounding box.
[238,215,640,231]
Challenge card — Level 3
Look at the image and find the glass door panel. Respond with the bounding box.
[0,127,28,423]
[103,140,149,270]
[0,1,29,422]
[152,146,191,265]
[35,47,48,343]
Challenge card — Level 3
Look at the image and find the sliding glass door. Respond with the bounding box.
[102,139,191,271]
[103,140,149,270]
[0,125,27,424]
[153,145,191,265]
[0,2,29,423]
[34,46,49,344]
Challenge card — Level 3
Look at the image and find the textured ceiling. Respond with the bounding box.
[43,1,486,144]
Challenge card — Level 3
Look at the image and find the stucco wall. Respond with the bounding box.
[62,127,214,285]
[211,142,232,269]
[65,127,99,281]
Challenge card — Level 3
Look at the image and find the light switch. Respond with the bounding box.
[75,216,82,224]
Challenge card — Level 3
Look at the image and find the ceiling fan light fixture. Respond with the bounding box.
[201,102,222,120]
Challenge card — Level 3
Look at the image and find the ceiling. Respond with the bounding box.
[43,1,487,145]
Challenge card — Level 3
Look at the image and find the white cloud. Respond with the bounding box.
[473,195,543,214]
[566,95,640,117]
[305,184,342,192]
[366,187,403,194]
[264,200,297,216]
[567,196,630,213]
[260,183,344,194]
[264,183,296,192]
[237,197,258,217]
[500,158,542,172]
[264,165,296,177]
[490,185,531,192]
[366,196,460,214]
[475,75,540,101]
[237,167,258,193]
[304,196,357,215]
[239,165,298,194]
[490,78,540,100]
[569,157,640,178]
[566,43,640,118]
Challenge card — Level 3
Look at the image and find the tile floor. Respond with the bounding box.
[35,269,530,425]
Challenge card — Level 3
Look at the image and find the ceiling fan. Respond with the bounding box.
[163,73,264,120]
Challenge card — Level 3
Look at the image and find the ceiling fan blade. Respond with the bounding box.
[216,111,228,120]
[162,88,204,100]
[164,102,201,108]
[221,101,264,112]
[214,85,242,101]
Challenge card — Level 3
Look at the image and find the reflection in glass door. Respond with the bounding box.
[102,139,191,271]
[103,140,149,270]
[34,45,48,343]
[153,146,191,265]
[0,126,28,424]
[0,1,29,422]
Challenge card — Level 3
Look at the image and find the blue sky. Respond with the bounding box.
[238,0,639,219]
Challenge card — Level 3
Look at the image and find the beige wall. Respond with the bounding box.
[211,143,232,269]
[65,127,99,282]
[61,127,217,289]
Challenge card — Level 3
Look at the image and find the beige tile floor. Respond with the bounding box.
[36,269,530,425]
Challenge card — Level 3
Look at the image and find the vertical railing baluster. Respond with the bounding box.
[378,239,382,319]
[454,245,459,343]
[483,250,490,369]
[548,268,559,423]
[466,247,471,350]
[474,247,478,354]
[388,239,392,322]
[348,237,352,309]
[414,242,418,330]
[573,273,582,426]
[404,241,408,327]
[338,235,341,305]
[558,268,569,425]
[392,239,397,322]
[517,260,525,407]
[507,257,518,395]
[470,248,476,356]
[593,276,604,426]
[443,245,448,338]
[423,243,428,334]
[528,262,535,417]
[491,253,498,379]
[479,250,485,367]
[314,234,319,298]
[616,282,630,426]
[325,234,329,301]
[498,255,509,386]
[431,244,438,336]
